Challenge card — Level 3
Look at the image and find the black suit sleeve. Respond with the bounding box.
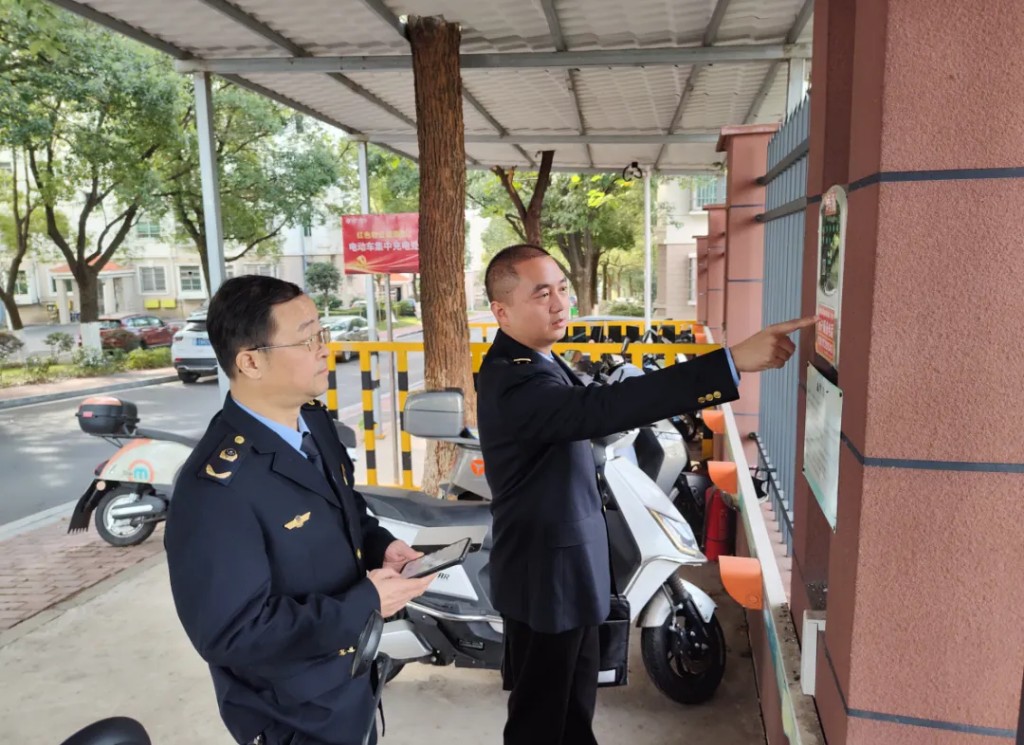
[166,485,381,668]
[493,348,739,445]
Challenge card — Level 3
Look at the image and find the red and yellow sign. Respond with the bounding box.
[342,213,419,274]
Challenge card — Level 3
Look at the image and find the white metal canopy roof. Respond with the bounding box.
[48,0,813,173]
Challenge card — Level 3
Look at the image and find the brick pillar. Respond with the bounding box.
[717,124,778,454]
[703,204,727,341]
[695,235,709,325]
[803,1,1024,743]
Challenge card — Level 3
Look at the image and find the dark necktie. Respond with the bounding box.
[300,431,325,475]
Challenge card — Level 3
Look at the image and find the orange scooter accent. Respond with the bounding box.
[707,460,738,494]
[702,409,725,434]
[719,555,763,610]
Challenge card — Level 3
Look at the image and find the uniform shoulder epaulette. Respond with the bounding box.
[512,357,533,365]
[199,432,250,485]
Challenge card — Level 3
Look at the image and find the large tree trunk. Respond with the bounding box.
[76,270,100,322]
[409,16,476,498]
[0,295,23,330]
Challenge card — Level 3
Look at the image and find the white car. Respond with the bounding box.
[171,308,218,384]
[326,316,369,363]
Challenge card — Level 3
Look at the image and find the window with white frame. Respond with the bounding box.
[139,266,167,293]
[691,177,726,212]
[244,263,276,277]
[225,263,236,279]
[688,254,697,305]
[15,271,29,296]
[136,216,162,238]
[179,265,203,293]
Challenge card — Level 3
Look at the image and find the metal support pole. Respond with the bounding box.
[643,168,653,334]
[385,273,399,480]
[786,58,808,116]
[357,142,382,432]
[193,72,229,401]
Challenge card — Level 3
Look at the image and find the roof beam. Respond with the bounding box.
[702,0,734,46]
[467,163,721,176]
[655,0,734,168]
[367,132,719,145]
[462,89,536,166]
[197,0,416,129]
[540,0,593,168]
[359,0,408,39]
[744,0,814,123]
[174,43,812,75]
[46,0,192,59]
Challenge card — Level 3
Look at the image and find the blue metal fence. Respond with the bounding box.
[755,96,810,555]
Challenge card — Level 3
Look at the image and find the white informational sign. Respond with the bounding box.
[803,364,843,531]
[815,185,847,370]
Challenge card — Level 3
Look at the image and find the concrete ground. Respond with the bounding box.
[0,558,765,745]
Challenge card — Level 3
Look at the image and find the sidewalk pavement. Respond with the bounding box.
[0,556,765,745]
[0,367,178,409]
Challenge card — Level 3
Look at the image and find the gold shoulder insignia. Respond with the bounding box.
[303,399,325,409]
[285,512,311,530]
[512,357,533,365]
[199,433,249,485]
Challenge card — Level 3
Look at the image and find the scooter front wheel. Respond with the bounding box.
[94,488,157,548]
[640,604,726,705]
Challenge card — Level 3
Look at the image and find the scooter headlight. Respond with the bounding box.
[647,508,704,559]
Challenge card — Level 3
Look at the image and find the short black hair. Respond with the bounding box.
[484,243,551,302]
[207,275,304,377]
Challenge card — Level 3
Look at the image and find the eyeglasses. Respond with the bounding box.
[250,327,332,353]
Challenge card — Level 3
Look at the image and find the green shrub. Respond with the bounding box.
[24,354,53,384]
[605,300,645,317]
[73,347,125,376]
[43,331,74,359]
[396,299,416,317]
[126,347,172,370]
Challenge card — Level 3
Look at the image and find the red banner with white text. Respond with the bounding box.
[342,213,419,274]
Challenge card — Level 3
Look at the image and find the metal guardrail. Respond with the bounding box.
[752,434,794,556]
[468,319,704,343]
[326,337,720,487]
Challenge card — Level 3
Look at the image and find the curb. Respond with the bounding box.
[0,373,180,411]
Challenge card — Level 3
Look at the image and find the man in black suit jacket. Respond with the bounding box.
[476,244,813,745]
[165,276,434,745]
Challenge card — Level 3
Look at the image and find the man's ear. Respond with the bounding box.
[235,349,262,380]
[491,300,508,326]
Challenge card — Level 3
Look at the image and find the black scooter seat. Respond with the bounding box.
[361,487,492,528]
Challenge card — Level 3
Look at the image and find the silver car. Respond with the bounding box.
[327,316,369,362]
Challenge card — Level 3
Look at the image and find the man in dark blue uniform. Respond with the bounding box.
[477,244,813,745]
[165,276,434,745]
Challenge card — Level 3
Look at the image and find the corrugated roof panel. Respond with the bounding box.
[80,0,280,56]
[463,70,580,133]
[716,0,808,42]
[556,0,712,50]
[576,66,695,133]
[586,144,663,170]
[464,143,536,167]
[393,0,552,52]
[234,0,409,55]
[241,72,413,133]
[657,142,724,170]
[678,62,777,128]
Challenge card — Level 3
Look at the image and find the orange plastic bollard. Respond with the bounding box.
[719,555,763,610]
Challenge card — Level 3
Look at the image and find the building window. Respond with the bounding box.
[136,216,162,238]
[691,177,726,211]
[179,266,203,293]
[50,276,58,294]
[15,271,29,296]
[139,266,167,293]
[688,254,697,305]
[244,263,276,277]
[302,223,313,237]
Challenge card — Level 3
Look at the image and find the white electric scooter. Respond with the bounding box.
[365,390,727,706]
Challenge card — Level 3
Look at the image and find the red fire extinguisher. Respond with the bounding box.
[703,486,736,561]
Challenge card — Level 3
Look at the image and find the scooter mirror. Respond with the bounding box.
[620,338,631,356]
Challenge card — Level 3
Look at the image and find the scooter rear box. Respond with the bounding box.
[76,396,139,435]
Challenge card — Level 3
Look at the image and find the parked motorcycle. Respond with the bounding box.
[68,396,360,547]
[361,389,728,706]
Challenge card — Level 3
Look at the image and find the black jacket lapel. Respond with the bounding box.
[222,396,342,510]
[306,418,364,553]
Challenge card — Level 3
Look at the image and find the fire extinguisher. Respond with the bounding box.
[703,486,736,561]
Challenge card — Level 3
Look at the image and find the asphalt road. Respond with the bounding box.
[0,336,426,525]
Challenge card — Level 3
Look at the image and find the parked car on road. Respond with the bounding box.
[83,313,178,351]
[171,307,218,383]
[326,316,369,363]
